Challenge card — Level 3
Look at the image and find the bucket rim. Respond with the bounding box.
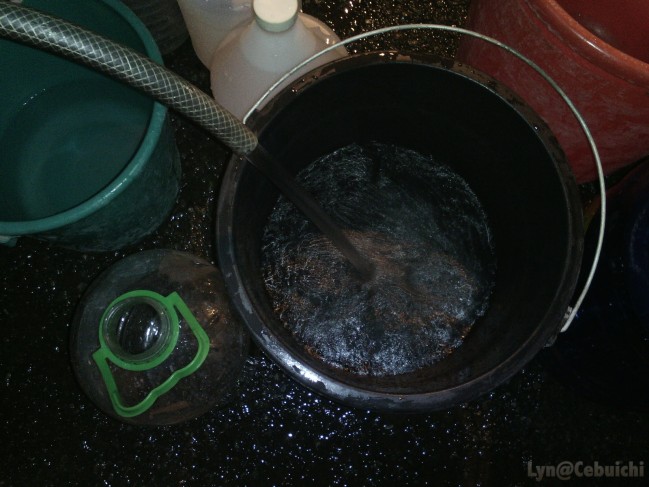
[0,0,168,236]
[524,0,649,88]
[217,51,585,410]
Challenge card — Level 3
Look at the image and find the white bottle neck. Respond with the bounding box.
[253,0,299,33]
[239,14,317,72]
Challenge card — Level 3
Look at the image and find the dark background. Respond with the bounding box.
[1,1,647,485]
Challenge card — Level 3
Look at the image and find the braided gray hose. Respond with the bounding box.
[0,1,258,154]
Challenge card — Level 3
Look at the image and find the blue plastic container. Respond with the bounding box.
[546,160,649,410]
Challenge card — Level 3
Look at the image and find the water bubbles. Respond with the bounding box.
[262,143,496,376]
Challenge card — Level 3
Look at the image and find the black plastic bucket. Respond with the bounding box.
[217,52,583,411]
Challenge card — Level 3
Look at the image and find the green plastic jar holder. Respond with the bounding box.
[92,290,209,418]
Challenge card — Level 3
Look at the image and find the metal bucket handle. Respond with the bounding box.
[245,24,606,334]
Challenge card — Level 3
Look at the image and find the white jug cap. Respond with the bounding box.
[254,0,298,33]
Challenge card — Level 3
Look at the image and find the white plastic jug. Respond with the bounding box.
[209,0,347,120]
[177,0,253,67]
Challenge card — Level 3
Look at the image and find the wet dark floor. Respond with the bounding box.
[1,1,648,485]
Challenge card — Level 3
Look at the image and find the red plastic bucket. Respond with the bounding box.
[457,0,649,183]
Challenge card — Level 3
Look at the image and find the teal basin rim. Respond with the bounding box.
[0,0,168,236]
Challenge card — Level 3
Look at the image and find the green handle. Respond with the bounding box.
[92,290,210,418]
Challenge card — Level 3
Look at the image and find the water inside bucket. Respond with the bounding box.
[261,143,497,376]
[0,79,150,221]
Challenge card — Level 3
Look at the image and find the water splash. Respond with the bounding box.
[262,143,496,376]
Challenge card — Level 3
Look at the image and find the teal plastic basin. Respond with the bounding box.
[0,0,180,250]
